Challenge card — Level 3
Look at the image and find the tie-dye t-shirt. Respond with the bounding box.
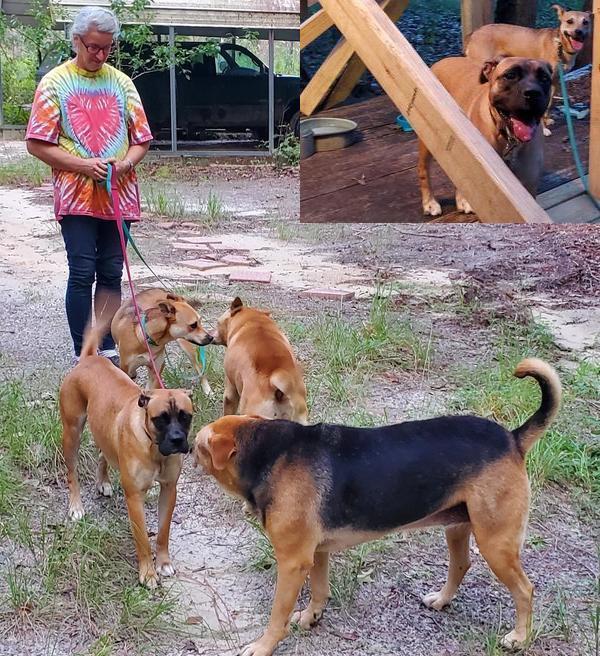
[26,60,152,221]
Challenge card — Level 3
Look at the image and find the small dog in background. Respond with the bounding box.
[60,324,194,588]
[466,4,592,134]
[211,297,308,423]
[111,288,213,393]
[194,358,561,656]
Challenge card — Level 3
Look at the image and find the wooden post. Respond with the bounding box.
[461,0,494,48]
[325,0,409,109]
[318,0,551,223]
[301,7,335,49]
[589,0,600,198]
[300,0,401,116]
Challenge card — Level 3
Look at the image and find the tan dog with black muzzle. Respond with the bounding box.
[212,297,308,423]
[418,56,553,217]
[111,288,213,392]
[60,324,194,589]
[194,358,561,656]
[466,4,592,135]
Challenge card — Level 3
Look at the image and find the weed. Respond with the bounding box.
[0,157,50,187]
[273,134,300,169]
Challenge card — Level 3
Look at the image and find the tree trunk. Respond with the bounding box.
[495,0,537,26]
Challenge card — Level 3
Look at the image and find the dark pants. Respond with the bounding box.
[60,215,130,356]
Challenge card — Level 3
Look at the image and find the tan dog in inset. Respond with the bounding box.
[418,56,552,217]
[60,324,194,588]
[212,297,308,423]
[194,358,561,656]
[111,288,213,392]
[466,4,592,135]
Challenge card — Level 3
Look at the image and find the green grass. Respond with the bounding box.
[0,157,50,187]
[142,185,188,219]
[450,321,599,505]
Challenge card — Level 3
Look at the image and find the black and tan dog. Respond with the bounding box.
[466,5,593,135]
[111,288,213,391]
[194,358,561,655]
[60,325,194,588]
[418,56,552,216]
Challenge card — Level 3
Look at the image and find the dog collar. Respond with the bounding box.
[140,312,159,347]
[494,108,520,160]
[555,37,576,59]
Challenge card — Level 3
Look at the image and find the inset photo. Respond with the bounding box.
[300,0,599,224]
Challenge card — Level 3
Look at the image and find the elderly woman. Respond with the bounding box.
[26,6,152,365]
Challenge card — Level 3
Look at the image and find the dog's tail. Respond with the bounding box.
[79,318,112,361]
[512,358,562,455]
[270,369,308,424]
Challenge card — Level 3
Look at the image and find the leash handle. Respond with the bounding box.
[107,163,166,388]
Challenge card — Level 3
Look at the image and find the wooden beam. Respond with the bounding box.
[300,0,398,116]
[324,0,408,109]
[589,0,600,198]
[317,0,551,223]
[461,0,494,48]
[300,7,334,49]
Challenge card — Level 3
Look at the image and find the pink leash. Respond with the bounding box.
[108,163,166,389]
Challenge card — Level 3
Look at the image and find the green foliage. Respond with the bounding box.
[273,134,300,168]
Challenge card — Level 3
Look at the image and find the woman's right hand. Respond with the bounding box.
[79,158,109,182]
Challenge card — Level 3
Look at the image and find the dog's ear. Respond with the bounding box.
[551,4,565,19]
[158,301,176,318]
[480,57,503,83]
[230,297,244,316]
[166,292,184,302]
[208,432,237,470]
[138,392,151,408]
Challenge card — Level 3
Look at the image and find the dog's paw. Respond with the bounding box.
[543,127,552,137]
[422,590,451,611]
[139,569,159,590]
[456,197,474,214]
[68,502,85,521]
[156,561,175,577]
[423,199,442,217]
[500,630,526,650]
[200,377,213,398]
[545,117,555,127]
[96,481,113,497]
[238,640,274,656]
[291,607,323,630]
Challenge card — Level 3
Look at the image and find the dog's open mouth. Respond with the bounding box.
[508,117,538,143]
[565,33,585,52]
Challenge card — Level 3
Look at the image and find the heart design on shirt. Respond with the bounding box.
[66,90,123,157]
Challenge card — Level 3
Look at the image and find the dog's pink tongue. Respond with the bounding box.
[510,118,535,142]
[571,38,584,51]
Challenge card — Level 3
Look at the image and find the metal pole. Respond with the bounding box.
[589,0,600,198]
[268,28,275,154]
[169,26,177,153]
[0,55,4,129]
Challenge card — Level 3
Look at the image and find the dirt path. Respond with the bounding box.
[0,165,598,656]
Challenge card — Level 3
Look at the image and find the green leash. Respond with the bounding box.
[557,58,600,222]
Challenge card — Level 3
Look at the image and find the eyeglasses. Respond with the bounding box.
[78,37,115,56]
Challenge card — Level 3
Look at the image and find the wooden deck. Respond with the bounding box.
[300,94,594,223]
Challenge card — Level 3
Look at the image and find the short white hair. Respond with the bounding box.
[70,6,120,44]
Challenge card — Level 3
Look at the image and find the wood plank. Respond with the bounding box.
[300,7,334,49]
[316,0,551,223]
[589,0,600,198]
[547,193,600,223]
[324,0,409,109]
[460,0,493,47]
[301,0,398,116]
[536,177,586,210]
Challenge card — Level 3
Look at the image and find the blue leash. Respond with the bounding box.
[104,163,207,375]
[557,63,600,222]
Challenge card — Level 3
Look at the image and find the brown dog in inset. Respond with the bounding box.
[111,288,213,391]
[418,56,552,217]
[211,297,308,423]
[466,4,593,135]
[194,358,561,656]
[60,324,194,588]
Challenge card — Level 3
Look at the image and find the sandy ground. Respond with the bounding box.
[0,144,598,656]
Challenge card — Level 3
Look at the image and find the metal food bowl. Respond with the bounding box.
[299,117,359,154]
